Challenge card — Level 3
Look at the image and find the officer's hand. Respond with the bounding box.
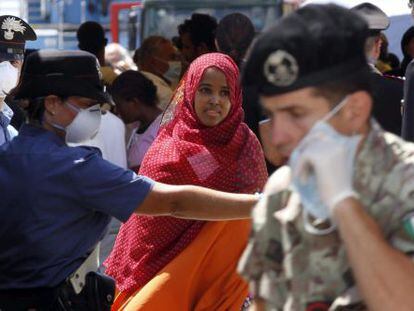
[291,127,361,215]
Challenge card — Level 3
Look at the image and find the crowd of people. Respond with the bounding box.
[1,1,414,310]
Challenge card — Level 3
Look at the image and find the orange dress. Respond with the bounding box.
[112,220,250,311]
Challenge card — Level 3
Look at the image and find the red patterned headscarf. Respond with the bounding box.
[105,53,267,293]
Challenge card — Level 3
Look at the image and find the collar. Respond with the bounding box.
[368,63,382,75]
[0,102,14,124]
[19,124,66,146]
[354,119,387,205]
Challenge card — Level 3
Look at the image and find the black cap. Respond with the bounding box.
[351,3,390,33]
[0,15,36,61]
[14,50,109,103]
[242,4,370,96]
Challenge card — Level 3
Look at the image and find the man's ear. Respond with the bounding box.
[344,91,372,133]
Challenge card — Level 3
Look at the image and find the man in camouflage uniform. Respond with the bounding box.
[239,4,414,311]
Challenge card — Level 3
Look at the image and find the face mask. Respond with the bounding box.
[288,97,361,235]
[52,101,102,144]
[0,61,19,98]
[163,61,182,86]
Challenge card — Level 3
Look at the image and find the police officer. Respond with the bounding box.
[238,4,414,310]
[0,15,36,145]
[402,1,414,141]
[0,50,256,310]
[351,3,404,136]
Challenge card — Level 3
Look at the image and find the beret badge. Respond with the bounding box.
[263,50,299,87]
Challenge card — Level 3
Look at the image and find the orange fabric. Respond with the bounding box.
[112,220,250,310]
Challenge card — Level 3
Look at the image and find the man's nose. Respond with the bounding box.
[271,117,290,146]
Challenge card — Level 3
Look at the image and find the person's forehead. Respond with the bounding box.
[158,42,175,57]
[259,87,322,110]
[200,67,227,84]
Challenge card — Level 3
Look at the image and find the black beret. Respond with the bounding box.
[0,15,36,61]
[14,50,109,103]
[242,4,370,96]
[351,3,389,33]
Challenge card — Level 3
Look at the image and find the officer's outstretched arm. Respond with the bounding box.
[135,182,257,220]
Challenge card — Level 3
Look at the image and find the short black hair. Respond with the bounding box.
[401,26,414,57]
[216,13,255,67]
[110,70,157,107]
[178,13,217,51]
[77,21,107,56]
[312,70,373,106]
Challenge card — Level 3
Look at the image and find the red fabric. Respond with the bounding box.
[104,53,267,294]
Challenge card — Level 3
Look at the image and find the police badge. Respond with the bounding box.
[1,17,26,41]
[263,50,299,87]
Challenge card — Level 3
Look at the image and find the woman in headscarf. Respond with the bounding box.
[105,53,267,310]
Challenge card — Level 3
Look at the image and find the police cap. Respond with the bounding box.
[14,50,109,103]
[351,3,390,34]
[242,4,370,96]
[0,15,36,61]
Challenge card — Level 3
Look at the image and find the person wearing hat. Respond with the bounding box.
[238,4,414,310]
[401,5,414,142]
[0,15,36,146]
[0,49,257,310]
[352,3,403,136]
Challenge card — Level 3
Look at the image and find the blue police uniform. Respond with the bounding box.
[0,124,154,289]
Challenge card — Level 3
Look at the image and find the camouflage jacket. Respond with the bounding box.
[238,120,414,311]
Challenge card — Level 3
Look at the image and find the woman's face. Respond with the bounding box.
[194,67,232,127]
[115,97,144,124]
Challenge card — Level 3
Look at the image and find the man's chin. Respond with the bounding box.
[279,156,289,166]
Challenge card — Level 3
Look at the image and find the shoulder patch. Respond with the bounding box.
[403,212,414,240]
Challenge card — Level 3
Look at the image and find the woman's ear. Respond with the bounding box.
[43,95,62,116]
[345,91,372,133]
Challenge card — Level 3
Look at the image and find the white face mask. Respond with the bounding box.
[0,61,19,98]
[289,96,361,235]
[164,61,182,86]
[52,101,102,144]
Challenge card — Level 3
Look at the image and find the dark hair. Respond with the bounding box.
[25,97,46,124]
[77,21,107,56]
[133,36,170,67]
[216,13,255,66]
[110,70,157,106]
[178,13,217,51]
[312,70,372,106]
[400,26,414,74]
[22,96,65,125]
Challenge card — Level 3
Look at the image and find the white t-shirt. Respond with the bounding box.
[127,114,162,169]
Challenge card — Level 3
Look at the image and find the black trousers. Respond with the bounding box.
[0,281,89,311]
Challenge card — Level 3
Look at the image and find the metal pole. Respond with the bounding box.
[20,0,28,21]
[81,0,86,23]
[58,0,64,49]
